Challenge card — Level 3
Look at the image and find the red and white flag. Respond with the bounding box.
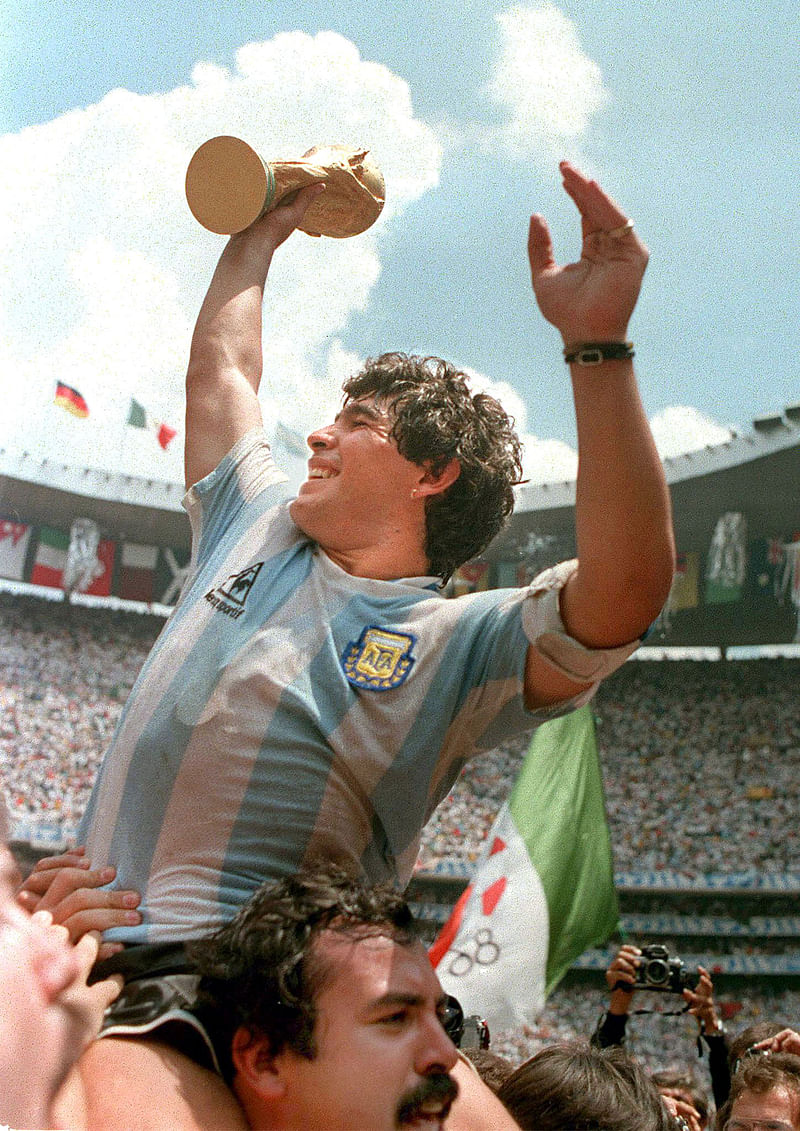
[430,706,619,1030]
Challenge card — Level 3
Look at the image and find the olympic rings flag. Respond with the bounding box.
[430,705,619,1030]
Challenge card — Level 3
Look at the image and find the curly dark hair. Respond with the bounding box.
[342,353,523,583]
[189,866,418,1084]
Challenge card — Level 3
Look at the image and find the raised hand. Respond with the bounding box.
[233,181,326,253]
[528,161,648,345]
[751,1028,800,1056]
[683,965,723,1035]
[606,944,641,1014]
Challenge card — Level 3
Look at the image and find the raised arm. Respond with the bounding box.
[184,184,325,489]
[524,162,675,708]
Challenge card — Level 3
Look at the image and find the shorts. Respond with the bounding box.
[94,943,221,1075]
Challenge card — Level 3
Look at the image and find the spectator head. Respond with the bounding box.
[652,1068,709,1129]
[730,1025,793,1074]
[460,1047,515,1094]
[716,1053,800,1130]
[340,353,523,582]
[191,866,459,1131]
[496,1041,676,1130]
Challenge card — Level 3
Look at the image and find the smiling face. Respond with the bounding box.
[247,930,459,1131]
[287,398,437,577]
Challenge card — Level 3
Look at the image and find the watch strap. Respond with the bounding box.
[563,341,635,365]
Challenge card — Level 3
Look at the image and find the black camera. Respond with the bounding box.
[441,994,491,1049]
[634,944,693,994]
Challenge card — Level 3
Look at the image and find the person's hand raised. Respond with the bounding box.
[528,162,648,345]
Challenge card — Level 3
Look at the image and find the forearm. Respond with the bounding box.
[183,226,278,487]
[591,1006,629,1048]
[561,357,675,646]
[187,227,278,396]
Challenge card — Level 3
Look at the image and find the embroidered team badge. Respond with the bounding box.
[341,626,416,691]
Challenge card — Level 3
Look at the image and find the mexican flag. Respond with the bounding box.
[30,527,69,589]
[430,706,618,1030]
[127,397,177,450]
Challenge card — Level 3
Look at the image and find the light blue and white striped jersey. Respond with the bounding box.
[80,430,574,942]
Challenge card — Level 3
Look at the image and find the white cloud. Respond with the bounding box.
[650,405,735,459]
[0,31,441,478]
[485,3,609,158]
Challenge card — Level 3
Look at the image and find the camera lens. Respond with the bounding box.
[645,959,668,983]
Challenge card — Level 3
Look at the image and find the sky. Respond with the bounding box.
[1,0,797,489]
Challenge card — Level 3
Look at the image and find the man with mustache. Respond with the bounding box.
[187,867,467,1130]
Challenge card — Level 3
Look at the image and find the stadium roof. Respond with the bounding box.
[494,407,800,557]
[1,405,798,625]
[0,445,188,549]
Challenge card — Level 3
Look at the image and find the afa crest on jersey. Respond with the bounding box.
[341,626,416,691]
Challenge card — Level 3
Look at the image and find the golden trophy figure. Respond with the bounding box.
[185,136,385,238]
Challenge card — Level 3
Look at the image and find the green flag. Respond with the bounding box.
[432,706,619,1028]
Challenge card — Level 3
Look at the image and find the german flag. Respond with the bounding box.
[54,382,89,418]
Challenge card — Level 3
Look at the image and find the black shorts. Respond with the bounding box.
[93,943,221,1075]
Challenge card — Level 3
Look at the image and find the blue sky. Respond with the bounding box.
[1,0,797,486]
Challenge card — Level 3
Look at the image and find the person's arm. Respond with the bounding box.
[184,184,325,489]
[524,162,675,709]
[683,964,731,1108]
[591,944,640,1048]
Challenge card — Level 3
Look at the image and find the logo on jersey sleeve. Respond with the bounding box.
[341,626,416,691]
[205,562,263,620]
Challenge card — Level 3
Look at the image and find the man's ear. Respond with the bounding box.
[231,1027,286,1100]
[416,458,461,499]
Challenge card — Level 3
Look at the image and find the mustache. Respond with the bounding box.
[396,1073,459,1125]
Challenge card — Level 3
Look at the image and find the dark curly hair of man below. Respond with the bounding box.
[715,1052,800,1130]
[188,866,418,1085]
[496,1041,679,1131]
[342,353,524,583]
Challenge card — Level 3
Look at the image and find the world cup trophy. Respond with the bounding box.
[185,136,385,238]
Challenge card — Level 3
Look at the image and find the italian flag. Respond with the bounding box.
[30,527,69,589]
[127,397,177,450]
[430,706,619,1030]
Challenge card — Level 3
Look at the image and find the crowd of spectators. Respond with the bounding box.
[0,594,159,833]
[494,982,800,1072]
[1,594,799,880]
[2,594,799,1128]
[419,658,800,877]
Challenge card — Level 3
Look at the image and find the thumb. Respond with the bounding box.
[528,213,556,281]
